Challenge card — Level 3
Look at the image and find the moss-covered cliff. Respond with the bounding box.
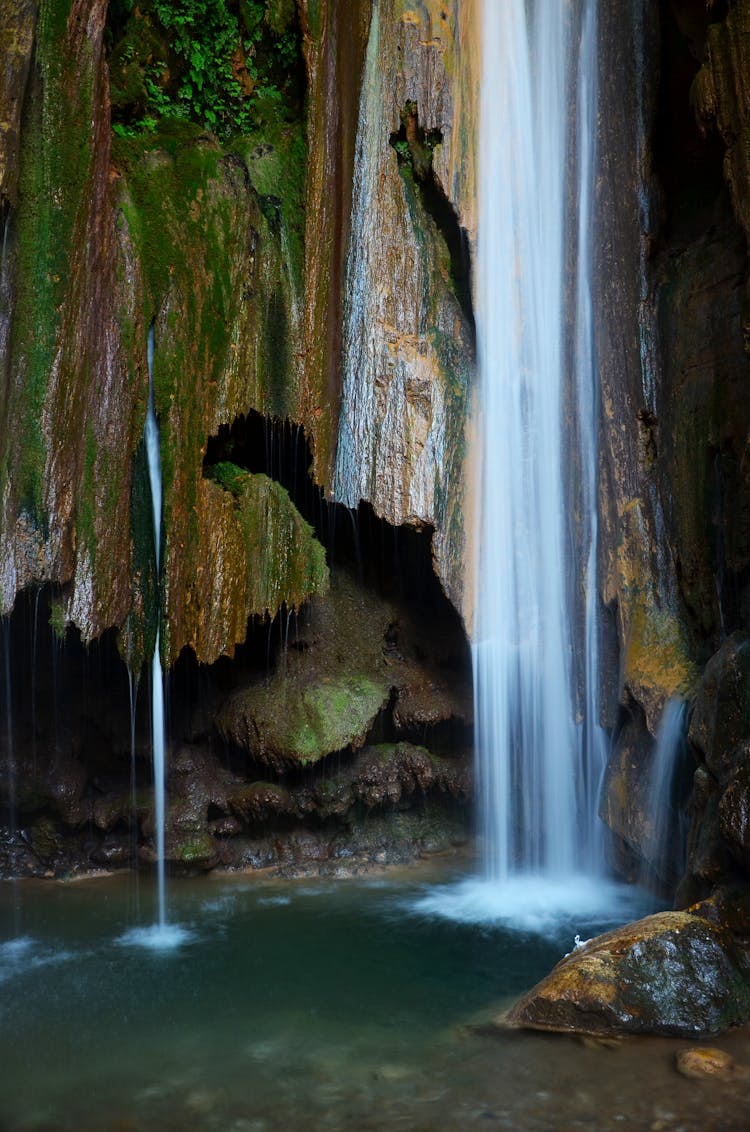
[0,0,477,667]
[0,0,476,877]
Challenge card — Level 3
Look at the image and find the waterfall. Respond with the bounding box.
[641,699,688,893]
[572,0,608,870]
[145,326,167,929]
[474,0,601,882]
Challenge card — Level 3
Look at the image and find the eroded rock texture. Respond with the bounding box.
[0,0,477,659]
[596,0,750,896]
[0,0,478,876]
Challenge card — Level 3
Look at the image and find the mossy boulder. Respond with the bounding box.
[216,571,395,768]
[219,672,390,770]
[296,741,472,819]
[506,911,750,1038]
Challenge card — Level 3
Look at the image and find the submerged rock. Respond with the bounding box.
[505,911,750,1038]
[675,1047,738,1080]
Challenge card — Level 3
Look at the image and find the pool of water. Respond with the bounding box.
[1,867,749,1131]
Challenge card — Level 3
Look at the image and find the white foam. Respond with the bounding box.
[0,935,35,960]
[116,923,193,952]
[410,874,646,936]
[0,936,76,984]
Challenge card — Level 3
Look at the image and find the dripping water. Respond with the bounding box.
[30,589,40,772]
[128,669,141,913]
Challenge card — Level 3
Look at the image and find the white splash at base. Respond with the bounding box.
[410,874,648,936]
[116,923,193,952]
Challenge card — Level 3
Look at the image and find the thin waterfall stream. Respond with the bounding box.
[144,327,168,936]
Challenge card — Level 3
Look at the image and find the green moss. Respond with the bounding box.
[206,464,329,614]
[49,599,67,641]
[305,0,322,41]
[243,673,389,767]
[6,0,97,522]
[168,830,217,863]
[232,123,306,298]
[119,435,159,671]
[208,460,249,497]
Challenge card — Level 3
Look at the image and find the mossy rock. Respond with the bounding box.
[220,672,390,769]
[227,781,294,822]
[215,571,396,768]
[166,828,218,870]
[505,911,750,1038]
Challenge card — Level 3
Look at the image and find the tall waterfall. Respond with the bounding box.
[145,326,167,929]
[475,0,602,881]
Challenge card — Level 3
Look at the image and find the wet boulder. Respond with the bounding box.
[505,911,750,1038]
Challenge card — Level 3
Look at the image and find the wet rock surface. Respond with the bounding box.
[216,570,471,771]
[505,911,750,1038]
[0,570,472,881]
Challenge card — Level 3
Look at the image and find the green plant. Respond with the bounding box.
[107,0,304,140]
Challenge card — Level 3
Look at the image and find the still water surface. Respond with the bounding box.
[1,868,749,1131]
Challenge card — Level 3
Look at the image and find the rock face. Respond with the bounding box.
[678,634,750,902]
[0,0,479,665]
[595,0,750,900]
[506,911,750,1039]
[330,0,477,617]
[0,0,480,878]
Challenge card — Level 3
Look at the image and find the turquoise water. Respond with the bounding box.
[1,870,748,1131]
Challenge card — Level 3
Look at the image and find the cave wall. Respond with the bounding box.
[597,0,750,892]
[0,0,477,876]
[0,0,478,665]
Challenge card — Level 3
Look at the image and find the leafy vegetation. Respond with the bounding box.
[107,0,304,139]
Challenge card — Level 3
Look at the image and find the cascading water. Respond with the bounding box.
[145,326,167,931]
[415,0,645,930]
[640,699,688,894]
[474,0,603,884]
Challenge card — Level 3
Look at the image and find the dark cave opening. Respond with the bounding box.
[203,407,464,621]
[0,407,473,877]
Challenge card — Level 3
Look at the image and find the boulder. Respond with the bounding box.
[505,911,750,1038]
